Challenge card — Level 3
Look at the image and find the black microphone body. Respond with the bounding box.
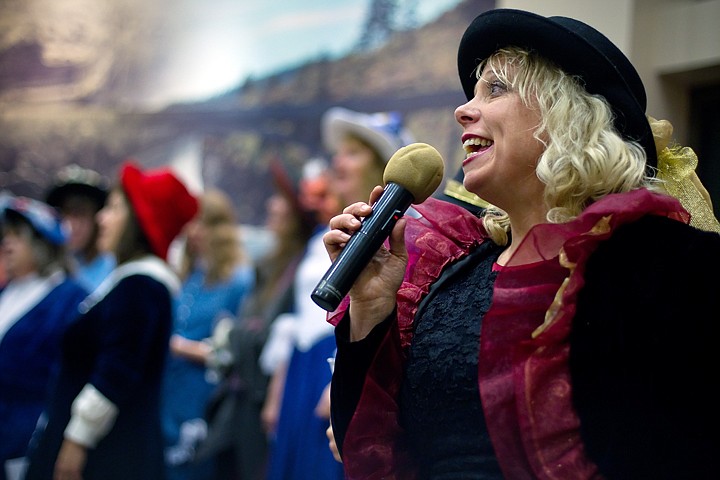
[311,182,413,312]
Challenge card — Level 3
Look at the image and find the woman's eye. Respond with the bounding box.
[488,80,506,96]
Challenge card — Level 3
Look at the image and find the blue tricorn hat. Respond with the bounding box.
[1,194,68,245]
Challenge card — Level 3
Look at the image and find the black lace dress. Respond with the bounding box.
[399,244,503,479]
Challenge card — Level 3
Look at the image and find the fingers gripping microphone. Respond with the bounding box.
[311,143,445,312]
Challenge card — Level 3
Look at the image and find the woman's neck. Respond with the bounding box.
[498,210,548,266]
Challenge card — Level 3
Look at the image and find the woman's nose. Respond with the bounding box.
[455,98,478,126]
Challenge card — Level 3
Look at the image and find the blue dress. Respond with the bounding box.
[161,264,254,480]
[265,229,344,480]
[0,273,88,478]
[266,336,341,480]
[25,257,178,480]
[72,252,115,294]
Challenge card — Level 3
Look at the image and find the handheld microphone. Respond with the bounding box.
[311,143,445,312]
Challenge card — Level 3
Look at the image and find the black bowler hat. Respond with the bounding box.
[457,8,657,170]
[46,164,109,211]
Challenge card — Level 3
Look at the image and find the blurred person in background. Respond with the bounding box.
[45,164,115,292]
[0,192,9,289]
[322,107,415,208]
[195,159,320,480]
[0,195,88,480]
[259,107,414,480]
[161,187,255,480]
[25,160,198,480]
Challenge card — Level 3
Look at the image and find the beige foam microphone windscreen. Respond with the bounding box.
[383,143,445,203]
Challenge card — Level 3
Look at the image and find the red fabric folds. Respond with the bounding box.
[481,189,688,479]
[328,189,689,479]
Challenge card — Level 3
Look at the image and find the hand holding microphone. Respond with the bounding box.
[312,143,444,312]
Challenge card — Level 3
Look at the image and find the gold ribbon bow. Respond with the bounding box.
[651,116,720,233]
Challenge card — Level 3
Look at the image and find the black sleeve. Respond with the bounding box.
[330,311,393,458]
[570,215,720,479]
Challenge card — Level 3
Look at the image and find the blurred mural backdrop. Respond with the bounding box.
[0,0,496,226]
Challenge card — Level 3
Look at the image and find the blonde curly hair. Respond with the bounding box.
[478,47,662,245]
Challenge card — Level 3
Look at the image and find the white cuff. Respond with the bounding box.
[64,384,119,448]
[259,314,296,375]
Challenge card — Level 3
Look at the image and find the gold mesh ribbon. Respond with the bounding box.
[651,116,720,233]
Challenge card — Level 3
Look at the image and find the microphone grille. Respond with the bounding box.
[383,143,445,203]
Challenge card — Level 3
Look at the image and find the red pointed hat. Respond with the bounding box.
[120,161,199,260]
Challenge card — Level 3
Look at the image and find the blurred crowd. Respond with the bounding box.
[0,106,415,480]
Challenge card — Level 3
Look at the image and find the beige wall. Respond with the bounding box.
[498,0,635,52]
[497,0,720,144]
[635,0,720,141]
